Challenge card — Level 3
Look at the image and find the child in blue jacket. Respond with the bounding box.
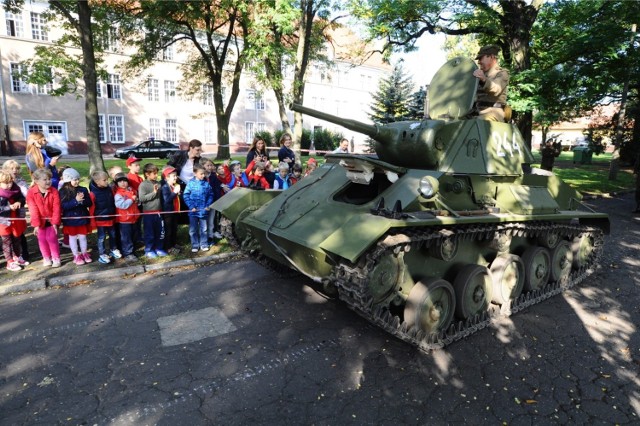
[183,163,214,253]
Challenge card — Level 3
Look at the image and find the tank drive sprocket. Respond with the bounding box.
[331,221,604,352]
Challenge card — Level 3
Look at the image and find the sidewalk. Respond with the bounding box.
[0,247,241,297]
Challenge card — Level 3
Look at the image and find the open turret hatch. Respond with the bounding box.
[428,57,478,120]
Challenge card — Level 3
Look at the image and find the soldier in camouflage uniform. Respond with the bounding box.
[473,45,510,122]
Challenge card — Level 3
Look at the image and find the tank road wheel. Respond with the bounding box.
[453,265,493,320]
[550,240,573,282]
[572,234,595,269]
[404,279,455,334]
[429,237,458,261]
[537,232,560,249]
[522,247,551,292]
[368,253,405,304]
[489,254,525,305]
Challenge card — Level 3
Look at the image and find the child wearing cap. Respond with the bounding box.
[89,170,121,264]
[273,162,292,190]
[161,166,181,254]
[27,168,62,267]
[0,170,28,271]
[304,158,317,176]
[59,168,93,265]
[138,163,167,258]
[113,172,140,261]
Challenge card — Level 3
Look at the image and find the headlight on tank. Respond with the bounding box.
[419,176,439,199]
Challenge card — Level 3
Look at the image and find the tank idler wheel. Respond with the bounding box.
[572,234,594,269]
[522,246,551,292]
[489,254,525,305]
[550,240,573,282]
[368,253,405,304]
[453,264,493,320]
[429,237,458,261]
[537,233,560,249]
[404,279,455,334]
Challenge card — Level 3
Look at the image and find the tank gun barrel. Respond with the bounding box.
[290,103,383,140]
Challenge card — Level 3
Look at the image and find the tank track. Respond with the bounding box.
[331,221,604,352]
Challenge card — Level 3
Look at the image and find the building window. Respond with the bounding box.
[164,80,175,103]
[164,119,177,142]
[108,115,125,142]
[148,79,159,102]
[149,118,161,139]
[163,44,174,61]
[6,11,24,37]
[96,82,102,98]
[257,122,266,132]
[245,122,254,144]
[30,12,47,41]
[107,74,121,99]
[10,63,29,93]
[204,120,215,144]
[245,90,265,110]
[102,27,119,52]
[98,115,105,142]
[203,84,213,106]
[27,123,44,134]
[36,67,53,95]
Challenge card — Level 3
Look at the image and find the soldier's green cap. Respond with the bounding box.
[475,44,500,59]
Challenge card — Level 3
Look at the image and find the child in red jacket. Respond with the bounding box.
[0,170,28,271]
[26,168,62,267]
[113,172,140,261]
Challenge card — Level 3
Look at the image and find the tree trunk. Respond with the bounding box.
[77,1,105,174]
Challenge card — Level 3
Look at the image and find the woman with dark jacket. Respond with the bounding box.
[246,135,270,167]
[277,133,295,165]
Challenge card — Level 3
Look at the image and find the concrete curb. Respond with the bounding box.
[2,251,242,295]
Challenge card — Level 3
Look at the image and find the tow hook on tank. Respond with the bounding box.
[370,197,407,219]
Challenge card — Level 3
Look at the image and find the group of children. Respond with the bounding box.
[0,150,321,272]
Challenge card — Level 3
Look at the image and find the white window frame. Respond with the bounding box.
[103,27,119,52]
[5,11,24,37]
[163,44,175,61]
[148,78,159,102]
[108,115,125,143]
[36,66,53,95]
[245,121,254,144]
[107,74,121,99]
[245,90,255,110]
[98,114,105,142]
[164,119,177,142]
[203,84,213,106]
[164,80,176,103]
[10,63,29,93]
[96,81,103,98]
[204,119,215,144]
[149,118,161,139]
[30,12,47,41]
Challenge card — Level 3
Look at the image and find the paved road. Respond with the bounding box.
[0,194,638,425]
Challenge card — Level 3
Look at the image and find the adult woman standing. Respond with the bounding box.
[245,135,270,167]
[25,131,61,188]
[277,133,295,165]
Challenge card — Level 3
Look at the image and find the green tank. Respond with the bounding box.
[213,57,609,350]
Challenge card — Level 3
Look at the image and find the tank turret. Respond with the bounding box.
[291,57,534,174]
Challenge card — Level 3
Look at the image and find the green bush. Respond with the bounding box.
[255,130,274,147]
[310,128,344,152]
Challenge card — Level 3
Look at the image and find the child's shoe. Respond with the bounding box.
[42,258,53,267]
[145,251,158,259]
[13,256,29,266]
[124,254,137,261]
[98,254,111,264]
[110,249,122,259]
[200,245,210,252]
[51,259,62,268]
[6,261,21,272]
[73,255,85,266]
[82,253,93,263]
[191,248,199,253]
[155,250,168,257]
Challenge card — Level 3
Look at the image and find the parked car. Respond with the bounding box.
[114,139,180,159]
